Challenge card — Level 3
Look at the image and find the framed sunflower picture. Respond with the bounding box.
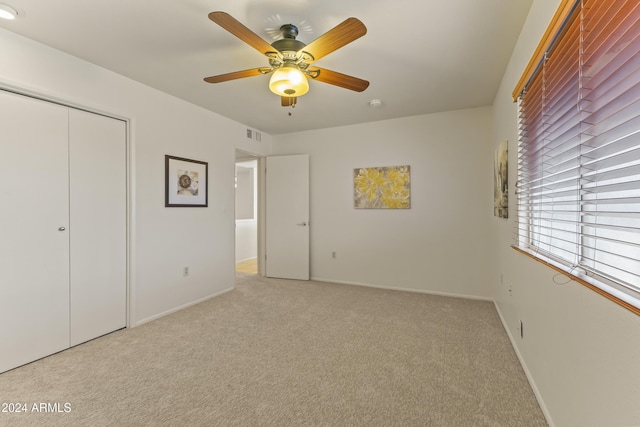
[165,155,208,207]
[354,165,411,209]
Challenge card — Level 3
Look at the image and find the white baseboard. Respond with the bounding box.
[494,302,555,427]
[310,276,493,302]
[134,286,235,327]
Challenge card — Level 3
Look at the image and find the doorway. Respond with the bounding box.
[234,151,310,280]
[235,149,261,275]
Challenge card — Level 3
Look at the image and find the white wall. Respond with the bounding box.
[492,1,640,426]
[235,161,258,262]
[235,220,258,262]
[272,108,494,299]
[0,27,272,326]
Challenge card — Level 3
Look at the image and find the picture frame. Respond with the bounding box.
[493,140,508,218]
[354,165,411,209]
[165,155,208,207]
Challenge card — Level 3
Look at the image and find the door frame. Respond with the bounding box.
[234,149,266,277]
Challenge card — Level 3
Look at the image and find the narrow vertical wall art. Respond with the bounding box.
[494,140,508,218]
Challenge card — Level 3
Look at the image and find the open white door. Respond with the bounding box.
[266,154,309,280]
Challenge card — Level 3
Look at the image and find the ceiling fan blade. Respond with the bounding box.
[209,11,277,56]
[301,18,366,62]
[281,96,297,107]
[308,68,369,92]
[204,68,268,83]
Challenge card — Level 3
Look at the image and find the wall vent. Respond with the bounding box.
[246,128,262,141]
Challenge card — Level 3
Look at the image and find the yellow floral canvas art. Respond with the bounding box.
[354,165,411,209]
[494,140,508,218]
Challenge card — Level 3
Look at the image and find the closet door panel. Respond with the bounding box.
[69,109,127,346]
[0,91,70,373]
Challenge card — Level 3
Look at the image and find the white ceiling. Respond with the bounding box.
[0,0,533,135]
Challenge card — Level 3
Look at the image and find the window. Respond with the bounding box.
[514,0,640,314]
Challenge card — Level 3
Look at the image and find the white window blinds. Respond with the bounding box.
[515,0,640,311]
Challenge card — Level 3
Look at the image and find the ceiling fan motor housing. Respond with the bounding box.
[270,25,311,69]
[280,24,298,39]
[271,37,306,52]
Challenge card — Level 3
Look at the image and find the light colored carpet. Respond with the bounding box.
[0,273,547,426]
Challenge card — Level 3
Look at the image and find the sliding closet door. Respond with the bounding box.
[69,109,127,346]
[0,91,71,373]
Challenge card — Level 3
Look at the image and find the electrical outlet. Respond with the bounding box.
[331,251,337,259]
[183,266,189,277]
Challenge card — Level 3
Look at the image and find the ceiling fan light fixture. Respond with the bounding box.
[269,64,309,97]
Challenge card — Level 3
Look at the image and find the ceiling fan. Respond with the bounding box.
[204,11,369,107]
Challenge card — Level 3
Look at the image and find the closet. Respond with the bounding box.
[0,90,127,373]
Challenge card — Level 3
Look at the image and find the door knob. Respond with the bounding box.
[58,227,66,231]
